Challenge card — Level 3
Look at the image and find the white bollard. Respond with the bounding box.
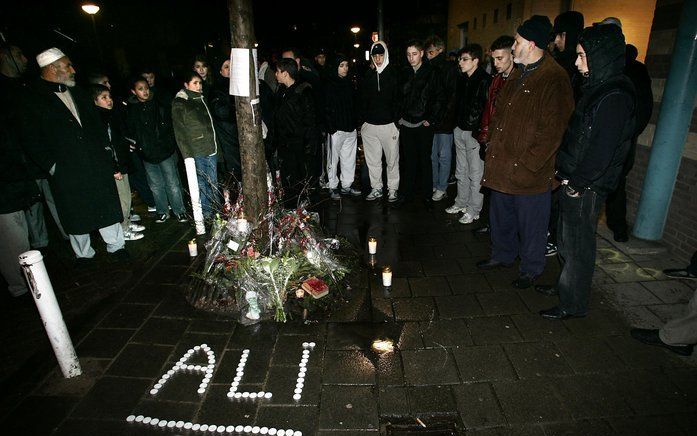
[19,250,82,378]
[184,157,206,235]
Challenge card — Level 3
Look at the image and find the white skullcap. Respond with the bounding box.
[36,47,66,68]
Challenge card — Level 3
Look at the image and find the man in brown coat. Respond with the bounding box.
[477,16,574,289]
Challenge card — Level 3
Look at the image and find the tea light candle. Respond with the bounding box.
[368,237,377,254]
[188,239,198,257]
[382,266,392,287]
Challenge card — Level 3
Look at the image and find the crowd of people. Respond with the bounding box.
[2,10,695,354]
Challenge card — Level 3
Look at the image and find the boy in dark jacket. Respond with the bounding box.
[92,84,145,240]
[126,77,186,223]
[324,54,361,200]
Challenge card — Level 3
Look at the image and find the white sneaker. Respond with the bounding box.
[432,189,447,201]
[459,212,480,224]
[129,223,146,232]
[388,190,398,202]
[124,230,144,241]
[147,206,156,213]
[130,213,141,222]
[445,204,467,214]
[366,188,383,201]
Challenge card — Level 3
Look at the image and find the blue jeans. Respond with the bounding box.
[431,133,453,191]
[143,153,186,215]
[489,189,551,277]
[194,154,218,219]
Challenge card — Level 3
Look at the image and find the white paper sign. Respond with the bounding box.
[230,48,259,97]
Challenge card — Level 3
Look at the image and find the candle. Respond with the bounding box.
[368,237,377,254]
[188,239,198,257]
[237,213,250,233]
[382,266,392,287]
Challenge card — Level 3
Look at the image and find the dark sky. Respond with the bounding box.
[2,0,446,78]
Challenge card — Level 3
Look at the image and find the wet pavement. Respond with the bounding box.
[1,192,696,435]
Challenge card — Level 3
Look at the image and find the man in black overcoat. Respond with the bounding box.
[20,48,126,261]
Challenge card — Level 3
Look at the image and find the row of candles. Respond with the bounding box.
[368,237,392,288]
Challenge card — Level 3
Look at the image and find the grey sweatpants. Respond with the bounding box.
[0,211,30,296]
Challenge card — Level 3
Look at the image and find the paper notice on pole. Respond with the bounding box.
[230,48,259,97]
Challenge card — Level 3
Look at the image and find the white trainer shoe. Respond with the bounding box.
[388,190,398,202]
[445,204,467,214]
[432,190,447,201]
[130,213,141,222]
[459,212,480,224]
[129,223,146,232]
[366,188,383,201]
[124,230,145,241]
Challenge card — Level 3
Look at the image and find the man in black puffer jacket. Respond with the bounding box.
[539,24,636,320]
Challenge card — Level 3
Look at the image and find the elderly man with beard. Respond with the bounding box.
[20,48,126,263]
[538,24,636,319]
[477,16,574,290]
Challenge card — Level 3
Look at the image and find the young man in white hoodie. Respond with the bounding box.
[358,41,403,202]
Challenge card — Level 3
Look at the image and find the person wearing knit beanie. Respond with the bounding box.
[513,15,552,66]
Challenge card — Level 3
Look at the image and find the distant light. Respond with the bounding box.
[81,3,100,14]
[350,26,361,34]
[352,59,357,63]
[365,50,369,61]
[207,43,214,48]
[254,43,259,48]
[372,339,394,353]
[353,43,360,48]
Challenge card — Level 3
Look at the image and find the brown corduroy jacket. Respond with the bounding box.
[481,55,574,195]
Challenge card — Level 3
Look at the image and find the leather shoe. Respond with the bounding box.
[535,285,559,296]
[476,259,513,270]
[512,273,535,289]
[539,306,587,320]
[630,328,694,356]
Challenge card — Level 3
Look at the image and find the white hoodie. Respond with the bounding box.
[370,40,390,91]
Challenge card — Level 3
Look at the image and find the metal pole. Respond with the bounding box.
[184,158,206,235]
[19,251,82,379]
[633,0,697,240]
[377,0,384,41]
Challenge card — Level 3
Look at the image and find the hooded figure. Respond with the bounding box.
[553,11,584,99]
[358,41,403,202]
[541,24,636,320]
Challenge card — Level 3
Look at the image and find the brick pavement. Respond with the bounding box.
[1,196,696,436]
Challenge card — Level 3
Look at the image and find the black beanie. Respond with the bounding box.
[553,11,584,35]
[517,15,553,49]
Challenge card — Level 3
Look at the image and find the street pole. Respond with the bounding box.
[377,0,384,40]
[184,158,206,235]
[228,0,267,223]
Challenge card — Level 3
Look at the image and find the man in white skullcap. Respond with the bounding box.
[20,47,128,263]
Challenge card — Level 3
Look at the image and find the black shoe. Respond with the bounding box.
[155,213,169,223]
[630,328,694,356]
[545,242,558,257]
[513,273,535,289]
[112,248,131,262]
[663,268,697,280]
[476,259,513,270]
[473,225,490,235]
[330,189,341,201]
[535,285,559,296]
[539,306,587,320]
[174,213,187,223]
[613,230,629,242]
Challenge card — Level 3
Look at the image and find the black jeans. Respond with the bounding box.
[605,136,637,234]
[557,189,603,315]
[399,125,434,201]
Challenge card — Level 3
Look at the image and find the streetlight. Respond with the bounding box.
[350,26,361,34]
[81,3,102,61]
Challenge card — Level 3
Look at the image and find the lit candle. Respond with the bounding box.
[382,266,392,287]
[237,213,250,233]
[188,239,198,257]
[368,237,377,254]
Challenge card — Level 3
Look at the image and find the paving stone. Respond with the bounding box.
[395,322,424,349]
[641,281,695,304]
[372,297,395,322]
[197,384,258,426]
[646,303,689,323]
[132,317,189,345]
[378,386,409,416]
[323,350,376,384]
[510,313,572,341]
[432,243,472,259]
[213,348,272,385]
[122,283,174,305]
[421,259,462,277]
[132,399,198,422]
[152,294,202,319]
[435,294,483,319]
[264,365,321,406]
[596,246,633,264]
[187,319,237,334]
[407,385,457,415]
[228,323,278,350]
[371,277,411,298]
[617,305,665,329]
[483,269,521,291]
[326,322,377,350]
[171,332,230,361]
[142,265,190,285]
[52,419,137,436]
[517,288,558,313]
[76,328,135,358]
[106,343,173,378]
[143,366,207,402]
[421,319,473,348]
[319,385,379,430]
[448,274,493,294]
[270,334,324,366]
[609,415,685,436]
[409,276,452,296]
[493,378,572,424]
[606,336,687,369]
[98,304,155,329]
[467,242,492,257]
[598,263,656,283]
[452,383,506,428]
[561,310,625,337]
[603,282,663,307]
[393,297,437,321]
[2,395,79,436]
[542,419,616,436]
[453,345,517,382]
[663,366,697,405]
[504,342,573,378]
[71,376,152,420]
[477,292,528,315]
[457,258,486,274]
[375,351,404,386]
[401,349,460,385]
[612,370,696,416]
[468,316,523,345]
[553,375,633,419]
[392,261,424,278]
[553,337,626,374]
[256,405,319,434]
